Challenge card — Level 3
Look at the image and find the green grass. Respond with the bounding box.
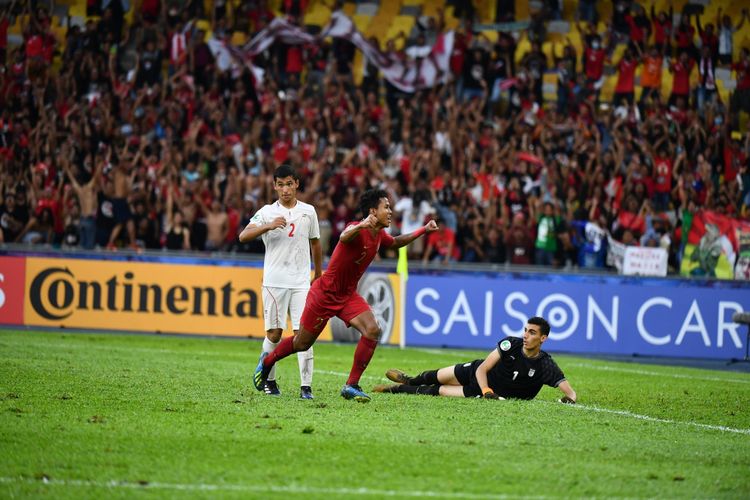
[1,329,749,499]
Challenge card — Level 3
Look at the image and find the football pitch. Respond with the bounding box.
[1,329,749,499]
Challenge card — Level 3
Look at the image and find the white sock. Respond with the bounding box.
[262,337,279,381]
[297,346,313,387]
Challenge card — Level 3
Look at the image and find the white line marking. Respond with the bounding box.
[567,363,750,384]
[315,370,383,382]
[562,403,750,435]
[0,476,549,499]
[416,348,478,357]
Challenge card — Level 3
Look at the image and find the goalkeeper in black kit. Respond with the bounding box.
[374,316,577,403]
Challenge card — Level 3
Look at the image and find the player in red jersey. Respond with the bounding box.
[253,189,438,402]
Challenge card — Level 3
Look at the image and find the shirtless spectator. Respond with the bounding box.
[205,199,229,251]
[62,146,102,250]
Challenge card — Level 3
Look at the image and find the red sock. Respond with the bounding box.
[346,336,378,385]
[264,336,295,368]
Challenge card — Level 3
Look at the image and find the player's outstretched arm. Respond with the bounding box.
[475,349,502,399]
[392,219,439,248]
[238,216,286,243]
[557,380,577,404]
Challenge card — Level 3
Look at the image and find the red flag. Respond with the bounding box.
[516,152,544,166]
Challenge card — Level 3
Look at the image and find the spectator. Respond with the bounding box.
[717,7,747,66]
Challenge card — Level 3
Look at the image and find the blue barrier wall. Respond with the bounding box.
[405,271,750,360]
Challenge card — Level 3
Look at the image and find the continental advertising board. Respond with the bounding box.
[405,272,750,359]
[0,255,402,344]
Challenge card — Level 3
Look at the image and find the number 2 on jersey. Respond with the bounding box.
[288,223,296,237]
[354,250,367,265]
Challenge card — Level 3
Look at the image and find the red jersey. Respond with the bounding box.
[733,60,750,90]
[319,224,394,300]
[625,14,646,43]
[671,60,694,95]
[0,18,8,49]
[584,47,606,80]
[653,156,673,193]
[675,25,695,48]
[615,58,637,93]
[653,18,671,45]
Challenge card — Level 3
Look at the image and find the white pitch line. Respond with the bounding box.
[565,403,750,435]
[322,370,750,436]
[315,369,384,382]
[567,363,750,384]
[415,348,480,358]
[0,476,551,499]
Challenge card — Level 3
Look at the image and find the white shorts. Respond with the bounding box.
[262,287,308,331]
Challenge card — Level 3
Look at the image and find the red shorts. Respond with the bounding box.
[300,282,371,334]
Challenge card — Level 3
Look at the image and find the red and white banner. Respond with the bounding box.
[208,11,454,92]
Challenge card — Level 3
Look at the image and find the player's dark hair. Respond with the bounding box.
[528,316,550,336]
[273,164,298,181]
[359,189,389,215]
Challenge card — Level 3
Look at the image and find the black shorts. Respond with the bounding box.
[453,360,484,398]
[112,198,131,224]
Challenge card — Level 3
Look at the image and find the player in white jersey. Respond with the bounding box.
[239,165,323,399]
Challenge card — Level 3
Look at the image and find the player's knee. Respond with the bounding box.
[266,330,282,343]
[363,324,381,341]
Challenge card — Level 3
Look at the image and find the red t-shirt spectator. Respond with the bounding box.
[426,227,457,260]
[617,210,646,236]
[653,18,671,46]
[272,138,290,164]
[674,25,695,50]
[249,8,275,32]
[615,58,637,93]
[700,32,718,57]
[671,59,694,96]
[625,14,646,44]
[141,0,160,20]
[733,59,750,90]
[286,45,303,73]
[653,156,673,193]
[25,34,44,59]
[724,144,746,182]
[584,47,606,80]
[0,17,8,51]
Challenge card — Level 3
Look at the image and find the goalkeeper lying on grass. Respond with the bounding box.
[374,316,577,403]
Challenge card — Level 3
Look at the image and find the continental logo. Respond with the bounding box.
[30,266,259,321]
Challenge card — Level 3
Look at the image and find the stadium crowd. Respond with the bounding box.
[1,0,749,274]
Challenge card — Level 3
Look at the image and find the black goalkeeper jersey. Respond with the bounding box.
[486,336,566,400]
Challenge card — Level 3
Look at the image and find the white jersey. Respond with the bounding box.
[250,200,320,289]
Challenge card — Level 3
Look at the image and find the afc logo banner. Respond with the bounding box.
[0,256,25,325]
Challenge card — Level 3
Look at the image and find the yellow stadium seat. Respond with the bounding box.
[230,31,247,46]
[342,3,356,17]
[69,3,86,18]
[353,50,364,85]
[600,74,617,102]
[422,0,445,19]
[515,0,529,21]
[562,0,576,21]
[515,37,531,65]
[353,14,371,34]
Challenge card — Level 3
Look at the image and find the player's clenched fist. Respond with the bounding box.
[360,214,378,229]
[425,220,439,232]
